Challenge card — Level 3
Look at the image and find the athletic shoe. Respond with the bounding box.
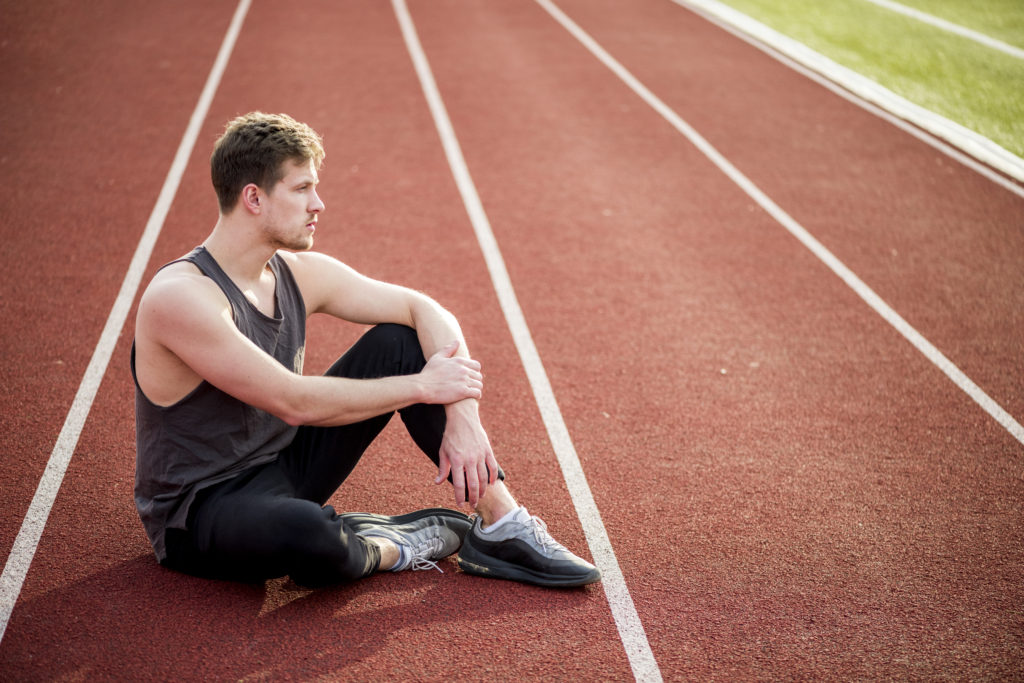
[341,508,472,573]
[456,507,601,587]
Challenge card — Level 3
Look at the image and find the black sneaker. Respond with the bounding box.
[341,508,472,573]
[456,507,601,587]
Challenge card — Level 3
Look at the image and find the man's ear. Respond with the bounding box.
[240,183,262,214]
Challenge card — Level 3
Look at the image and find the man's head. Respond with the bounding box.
[211,112,325,214]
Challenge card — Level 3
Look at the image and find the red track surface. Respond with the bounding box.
[1,0,1021,680]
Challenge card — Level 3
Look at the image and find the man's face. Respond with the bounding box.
[261,158,324,251]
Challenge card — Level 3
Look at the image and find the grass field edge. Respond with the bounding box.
[673,0,1024,185]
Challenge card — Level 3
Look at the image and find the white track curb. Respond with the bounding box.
[675,0,1024,184]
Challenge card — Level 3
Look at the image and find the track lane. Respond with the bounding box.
[534,0,1023,445]
[0,1,630,679]
[557,0,1024,421]
[393,1,661,678]
[408,0,1023,678]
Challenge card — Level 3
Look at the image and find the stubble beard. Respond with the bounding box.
[267,222,315,252]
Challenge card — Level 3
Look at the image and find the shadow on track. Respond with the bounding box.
[1,550,595,680]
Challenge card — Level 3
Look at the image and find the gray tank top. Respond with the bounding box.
[132,246,306,561]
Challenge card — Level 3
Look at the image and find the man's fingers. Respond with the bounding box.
[486,452,500,485]
[476,461,489,501]
[464,465,481,508]
[435,452,451,485]
[451,466,467,507]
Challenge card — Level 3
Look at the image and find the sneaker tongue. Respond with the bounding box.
[511,507,532,524]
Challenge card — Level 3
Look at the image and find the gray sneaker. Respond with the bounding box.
[342,508,472,573]
[456,507,601,587]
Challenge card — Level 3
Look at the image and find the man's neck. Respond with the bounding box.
[203,216,277,286]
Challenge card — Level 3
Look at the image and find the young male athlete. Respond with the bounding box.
[132,112,600,588]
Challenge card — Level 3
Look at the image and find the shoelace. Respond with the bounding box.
[524,515,566,554]
[407,536,446,573]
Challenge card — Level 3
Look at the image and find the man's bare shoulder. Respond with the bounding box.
[135,261,237,405]
[138,260,230,334]
[144,260,219,298]
[275,250,365,312]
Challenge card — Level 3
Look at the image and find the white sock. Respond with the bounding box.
[481,506,526,533]
[388,541,409,572]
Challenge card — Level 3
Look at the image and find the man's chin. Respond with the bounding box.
[277,237,315,252]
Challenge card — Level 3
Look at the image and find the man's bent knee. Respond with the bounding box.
[326,324,426,380]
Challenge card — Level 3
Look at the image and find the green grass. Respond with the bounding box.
[712,0,1024,158]
[890,0,1024,47]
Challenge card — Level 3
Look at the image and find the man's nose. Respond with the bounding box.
[310,190,325,213]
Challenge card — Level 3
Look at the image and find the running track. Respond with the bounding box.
[1,0,1022,680]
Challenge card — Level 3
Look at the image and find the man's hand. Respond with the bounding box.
[419,341,483,404]
[435,400,500,508]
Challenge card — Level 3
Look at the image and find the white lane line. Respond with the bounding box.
[676,0,1024,201]
[861,0,1024,60]
[0,0,252,644]
[672,0,1024,186]
[533,0,1024,449]
[391,2,663,681]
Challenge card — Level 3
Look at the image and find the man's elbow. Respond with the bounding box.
[270,381,317,427]
[278,394,329,427]
[279,409,308,428]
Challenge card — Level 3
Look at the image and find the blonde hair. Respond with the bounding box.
[210,112,325,213]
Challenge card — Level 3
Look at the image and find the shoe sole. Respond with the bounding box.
[456,547,602,588]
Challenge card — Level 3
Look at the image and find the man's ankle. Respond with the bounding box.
[474,481,518,526]
[367,536,400,571]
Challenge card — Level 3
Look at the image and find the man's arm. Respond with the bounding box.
[285,251,501,507]
[134,266,482,428]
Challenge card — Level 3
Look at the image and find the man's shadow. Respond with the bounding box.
[2,549,595,680]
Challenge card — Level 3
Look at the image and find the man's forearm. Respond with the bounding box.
[280,373,429,427]
[408,294,471,361]
[409,295,483,418]
[278,328,482,427]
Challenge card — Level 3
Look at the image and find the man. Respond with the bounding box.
[132,111,600,588]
